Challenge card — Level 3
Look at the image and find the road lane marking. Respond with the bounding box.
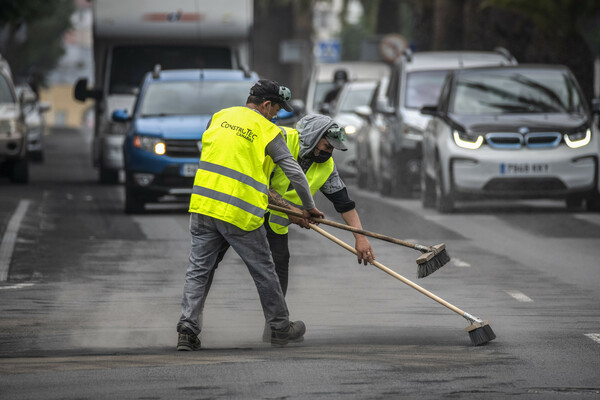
[0,200,30,281]
[584,333,600,345]
[0,283,35,290]
[452,258,471,268]
[505,290,533,302]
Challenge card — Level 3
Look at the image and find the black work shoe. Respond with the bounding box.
[271,320,306,347]
[177,327,201,351]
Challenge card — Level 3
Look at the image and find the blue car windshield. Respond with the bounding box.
[337,86,376,113]
[451,69,585,115]
[140,80,254,117]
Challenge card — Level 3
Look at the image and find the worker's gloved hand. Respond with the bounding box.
[355,236,374,265]
[288,206,311,229]
[304,207,324,223]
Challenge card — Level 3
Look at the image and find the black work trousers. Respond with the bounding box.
[264,217,291,296]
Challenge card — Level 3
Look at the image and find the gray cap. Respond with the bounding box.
[296,114,347,159]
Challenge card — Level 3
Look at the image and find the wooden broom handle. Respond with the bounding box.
[309,224,465,317]
[267,204,428,251]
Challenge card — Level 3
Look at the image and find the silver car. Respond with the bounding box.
[420,65,599,212]
[377,48,517,197]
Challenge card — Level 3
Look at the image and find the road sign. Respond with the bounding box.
[315,39,341,63]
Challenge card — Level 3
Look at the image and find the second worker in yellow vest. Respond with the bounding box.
[267,114,375,298]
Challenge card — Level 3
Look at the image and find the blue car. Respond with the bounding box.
[113,67,259,213]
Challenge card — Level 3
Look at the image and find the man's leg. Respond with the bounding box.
[178,214,229,337]
[265,221,291,296]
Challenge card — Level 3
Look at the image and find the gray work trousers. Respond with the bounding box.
[177,213,290,335]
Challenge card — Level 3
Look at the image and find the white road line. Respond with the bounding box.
[584,333,600,345]
[505,290,533,302]
[452,258,471,268]
[0,283,35,290]
[0,199,30,281]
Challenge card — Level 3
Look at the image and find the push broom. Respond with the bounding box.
[267,204,450,278]
[309,224,496,346]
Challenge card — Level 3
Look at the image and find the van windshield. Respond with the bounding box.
[404,70,448,109]
[109,46,232,95]
[139,80,254,117]
[451,69,584,115]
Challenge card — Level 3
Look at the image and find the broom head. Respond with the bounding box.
[416,244,450,278]
[466,320,496,346]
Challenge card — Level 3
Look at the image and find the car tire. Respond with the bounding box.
[434,159,454,213]
[9,158,29,184]
[29,150,44,162]
[566,195,584,210]
[379,148,393,197]
[420,165,435,209]
[585,194,600,212]
[125,180,145,214]
[99,165,120,184]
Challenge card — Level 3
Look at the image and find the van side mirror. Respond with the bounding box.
[420,105,439,116]
[112,109,129,122]
[38,102,51,113]
[74,78,101,102]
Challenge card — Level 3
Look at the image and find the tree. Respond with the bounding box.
[0,0,74,84]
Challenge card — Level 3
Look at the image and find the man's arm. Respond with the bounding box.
[266,134,324,221]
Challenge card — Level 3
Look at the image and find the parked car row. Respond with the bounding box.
[351,48,600,212]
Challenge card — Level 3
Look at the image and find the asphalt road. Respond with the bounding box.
[0,127,599,399]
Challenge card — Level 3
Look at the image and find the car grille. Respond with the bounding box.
[485,132,562,149]
[164,139,201,158]
[483,178,566,193]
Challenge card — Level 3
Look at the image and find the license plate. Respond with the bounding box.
[499,162,549,175]
[181,163,198,177]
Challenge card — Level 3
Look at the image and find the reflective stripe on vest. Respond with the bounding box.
[189,106,283,231]
[268,129,334,234]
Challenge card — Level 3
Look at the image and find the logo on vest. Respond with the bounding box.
[221,121,257,142]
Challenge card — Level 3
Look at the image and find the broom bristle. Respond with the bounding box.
[467,322,496,346]
[417,248,450,278]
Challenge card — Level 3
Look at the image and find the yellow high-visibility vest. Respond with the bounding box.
[189,106,284,231]
[268,129,334,234]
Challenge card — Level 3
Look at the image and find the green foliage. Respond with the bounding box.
[0,0,74,83]
[483,0,600,35]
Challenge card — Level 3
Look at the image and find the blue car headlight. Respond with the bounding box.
[133,135,165,155]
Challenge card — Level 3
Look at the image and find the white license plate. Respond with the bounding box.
[499,162,549,175]
[181,163,198,177]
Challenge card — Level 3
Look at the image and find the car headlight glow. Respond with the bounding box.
[344,125,357,135]
[564,129,591,149]
[133,135,166,155]
[453,130,483,149]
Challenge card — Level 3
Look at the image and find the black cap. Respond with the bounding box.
[249,79,293,112]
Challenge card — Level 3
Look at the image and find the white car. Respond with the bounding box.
[421,64,599,212]
[377,48,517,197]
[329,80,378,178]
[16,84,50,162]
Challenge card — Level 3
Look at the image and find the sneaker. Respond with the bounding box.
[271,320,306,347]
[177,327,201,351]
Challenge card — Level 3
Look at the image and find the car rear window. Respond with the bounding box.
[139,80,254,117]
[0,75,15,103]
[451,69,584,115]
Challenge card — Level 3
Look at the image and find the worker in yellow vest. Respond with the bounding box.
[263,114,375,341]
[176,79,324,351]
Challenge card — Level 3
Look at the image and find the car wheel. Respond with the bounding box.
[434,159,454,213]
[29,150,44,162]
[9,158,29,184]
[565,195,584,210]
[585,194,600,212]
[366,155,379,192]
[99,165,120,184]
[420,165,435,208]
[125,180,145,214]
[357,157,368,189]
